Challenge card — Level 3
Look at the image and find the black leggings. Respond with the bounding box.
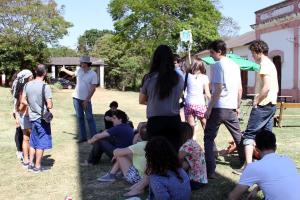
[147,115,182,152]
[15,127,23,152]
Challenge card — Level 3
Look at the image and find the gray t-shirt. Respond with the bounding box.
[141,72,184,118]
[24,80,52,121]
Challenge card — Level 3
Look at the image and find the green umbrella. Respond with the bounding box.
[201,53,260,71]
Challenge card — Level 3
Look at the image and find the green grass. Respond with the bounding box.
[0,87,299,200]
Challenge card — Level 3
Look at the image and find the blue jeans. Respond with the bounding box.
[243,104,276,141]
[73,98,97,140]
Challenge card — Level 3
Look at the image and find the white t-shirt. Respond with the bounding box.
[239,153,300,200]
[255,56,278,105]
[72,67,98,100]
[211,57,241,109]
[185,74,209,105]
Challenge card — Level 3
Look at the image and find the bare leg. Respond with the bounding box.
[245,145,254,165]
[117,155,132,176]
[22,129,31,163]
[29,147,35,165]
[110,160,120,174]
[186,115,196,139]
[35,149,44,169]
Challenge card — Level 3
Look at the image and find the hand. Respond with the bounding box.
[87,138,94,144]
[247,186,259,200]
[204,108,212,119]
[60,66,66,72]
[15,119,20,127]
[236,108,241,118]
[104,116,111,121]
[82,100,89,110]
[111,155,117,162]
[252,98,258,108]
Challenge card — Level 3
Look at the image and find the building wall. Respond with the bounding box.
[260,28,294,89]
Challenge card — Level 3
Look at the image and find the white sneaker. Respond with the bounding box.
[16,151,23,160]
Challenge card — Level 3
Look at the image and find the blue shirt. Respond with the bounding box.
[149,168,191,200]
[107,123,134,148]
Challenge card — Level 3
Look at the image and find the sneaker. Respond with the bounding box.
[115,171,124,180]
[28,163,34,172]
[31,166,50,174]
[97,173,116,182]
[21,161,29,169]
[16,151,23,160]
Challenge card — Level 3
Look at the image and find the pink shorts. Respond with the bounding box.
[184,104,207,119]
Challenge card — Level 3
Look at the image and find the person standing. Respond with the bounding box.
[14,69,34,167]
[242,40,278,166]
[204,40,244,179]
[23,64,53,173]
[139,45,184,151]
[184,57,211,134]
[61,56,98,143]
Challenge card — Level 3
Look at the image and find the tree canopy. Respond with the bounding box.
[0,0,72,76]
[108,0,222,53]
[77,29,114,55]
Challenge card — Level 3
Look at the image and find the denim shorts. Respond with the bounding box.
[126,165,141,184]
[18,113,31,130]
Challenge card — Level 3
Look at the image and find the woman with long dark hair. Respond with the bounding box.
[139,45,184,151]
[145,137,191,200]
[14,70,34,167]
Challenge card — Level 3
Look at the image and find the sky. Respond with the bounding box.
[56,0,283,48]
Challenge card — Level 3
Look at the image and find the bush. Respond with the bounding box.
[51,82,63,90]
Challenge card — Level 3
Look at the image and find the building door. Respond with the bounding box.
[272,56,282,95]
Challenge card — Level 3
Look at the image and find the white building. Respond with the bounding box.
[197,0,300,102]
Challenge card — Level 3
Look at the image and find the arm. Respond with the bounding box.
[86,84,97,101]
[60,66,75,77]
[205,83,222,119]
[204,82,211,102]
[88,130,110,144]
[253,74,270,107]
[19,91,27,110]
[46,99,53,109]
[139,93,147,105]
[228,184,249,200]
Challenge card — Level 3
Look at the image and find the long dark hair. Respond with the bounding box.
[179,122,194,146]
[149,45,179,99]
[14,77,31,111]
[145,137,183,181]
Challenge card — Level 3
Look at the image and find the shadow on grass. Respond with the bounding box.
[41,155,55,168]
[75,114,249,200]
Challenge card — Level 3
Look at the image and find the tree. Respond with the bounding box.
[0,0,72,76]
[108,0,222,54]
[218,16,240,40]
[47,46,78,57]
[77,29,114,55]
[91,33,146,90]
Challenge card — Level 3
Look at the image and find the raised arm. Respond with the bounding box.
[60,66,75,77]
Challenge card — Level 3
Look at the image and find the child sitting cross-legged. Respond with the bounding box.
[178,122,208,190]
[97,125,148,184]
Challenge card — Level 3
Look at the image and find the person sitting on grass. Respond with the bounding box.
[80,110,134,166]
[145,137,191,200]
[178,122,207,190]
[97,125,148,183]
[104,101,118,130]
[229,130,300,200]
[132,122,147,144]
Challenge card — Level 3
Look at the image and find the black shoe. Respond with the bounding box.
[77,139,87,143]
[208,173,217,179]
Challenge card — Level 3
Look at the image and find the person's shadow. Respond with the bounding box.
[41,155,55,169]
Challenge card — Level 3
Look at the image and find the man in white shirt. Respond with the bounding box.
[229,130,300,200]
[204,40,244,179]
[61,56,98,143]
[243,40,278,166]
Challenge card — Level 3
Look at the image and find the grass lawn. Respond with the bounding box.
[0,87,299,200]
